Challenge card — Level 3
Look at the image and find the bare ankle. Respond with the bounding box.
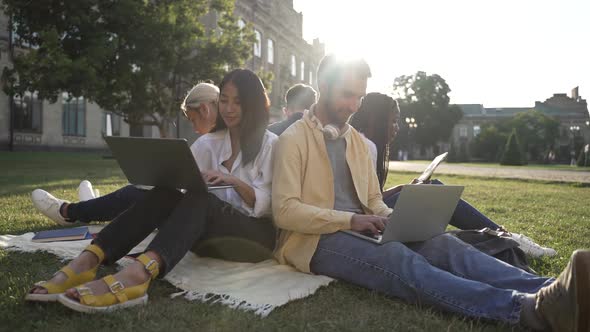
[73,250,99,270]
[60,203,69,219]
[124,263,151,284]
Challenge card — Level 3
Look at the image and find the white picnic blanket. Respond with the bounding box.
[0,228,333,317]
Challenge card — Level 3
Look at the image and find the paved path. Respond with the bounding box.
[389,162,590,184]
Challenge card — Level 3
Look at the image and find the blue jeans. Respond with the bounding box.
[67,185,147,223]
[310,232,553,324]
[383,179,500,230]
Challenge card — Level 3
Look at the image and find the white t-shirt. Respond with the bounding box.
[360,133,378,170]
[190,129,277,218]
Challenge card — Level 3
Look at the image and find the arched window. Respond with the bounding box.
[62,93,86,136]
[13,91,43,132]
[267,39,274,64]
[300,61,305,80]
[253,30,262,57]
[291,55,296,77]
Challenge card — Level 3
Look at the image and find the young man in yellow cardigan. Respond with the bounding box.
[271,54,589,331]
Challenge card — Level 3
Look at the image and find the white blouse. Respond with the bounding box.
[190,129,277,218]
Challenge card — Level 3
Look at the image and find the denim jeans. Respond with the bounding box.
[93,187,276,277]
[383,179,500,230]
[310,232,553,324]
[67,185,147,223]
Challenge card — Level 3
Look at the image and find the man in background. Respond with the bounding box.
[268,84,316,136]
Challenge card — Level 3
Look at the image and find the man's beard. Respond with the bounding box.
[324,92,350,127]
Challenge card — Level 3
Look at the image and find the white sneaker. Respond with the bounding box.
[77,180,96,201]
[31,189,71,226]
[511,233,557,258]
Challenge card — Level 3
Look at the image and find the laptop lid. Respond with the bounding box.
[105,136,207,192]
[381,184,464,243]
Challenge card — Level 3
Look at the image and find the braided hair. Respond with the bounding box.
[349,93,399,191]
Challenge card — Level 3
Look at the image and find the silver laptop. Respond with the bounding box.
[343,184,464,243]
[104,136,233,192]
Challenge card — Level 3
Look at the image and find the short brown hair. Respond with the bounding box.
[285,84,317,110]
[317,55,371,89]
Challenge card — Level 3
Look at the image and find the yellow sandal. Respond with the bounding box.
[58,253,159,313]
[25,244,105,302]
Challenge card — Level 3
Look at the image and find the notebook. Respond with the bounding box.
[32,226,92,243]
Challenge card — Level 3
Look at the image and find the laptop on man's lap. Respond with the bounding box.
[343,184,464,244]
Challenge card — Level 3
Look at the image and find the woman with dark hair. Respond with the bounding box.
[26,69,278,312]
[350,93,556,257]
[349,92,399,190]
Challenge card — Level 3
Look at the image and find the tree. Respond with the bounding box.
[501,130,526,166]
[393,71,463,149]
[470,124,508,162]
[2,0,255,137]
[577,144,589,167]
[503,110,560,162]
[255,68,274,95]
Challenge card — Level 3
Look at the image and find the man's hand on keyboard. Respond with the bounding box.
[351,214,387,236]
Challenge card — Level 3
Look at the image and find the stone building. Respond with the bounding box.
[0,0,324,151]
[452,87,590,161]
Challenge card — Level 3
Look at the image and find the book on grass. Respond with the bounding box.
[31,226,92,243]
[416,152,449,183]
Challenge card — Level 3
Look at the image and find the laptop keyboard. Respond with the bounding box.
[362,232,383,242]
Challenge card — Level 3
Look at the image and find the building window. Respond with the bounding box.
[291,55,296,77]
[62,93,86,136]
[12,92,42,132]
[309,70,313,84]
[11,21,38,49]
[253,30,262,57]
[300,61,305,81]
[459,126,468,137]
[103,112,121,136]
[267,39,274,64]
[473,125,481,137]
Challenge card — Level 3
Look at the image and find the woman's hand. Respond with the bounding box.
[410,178,431,185]
[202,170,256,208]
[202,170,235,186]
[382,184,404,199]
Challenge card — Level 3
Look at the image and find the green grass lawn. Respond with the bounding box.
[399,159,590,172]
[1,152,589,331]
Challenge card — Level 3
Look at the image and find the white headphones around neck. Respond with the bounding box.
[323,124,342,140]
[309,109,347,140]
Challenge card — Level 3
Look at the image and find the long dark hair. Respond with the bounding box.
[212,69,270,165]
[349,93,398,190]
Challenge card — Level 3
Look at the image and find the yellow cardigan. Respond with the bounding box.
[272,111,392,273]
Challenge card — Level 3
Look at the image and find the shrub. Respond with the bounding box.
[501,130,526,165]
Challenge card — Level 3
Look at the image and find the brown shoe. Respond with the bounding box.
[535,250,590,332]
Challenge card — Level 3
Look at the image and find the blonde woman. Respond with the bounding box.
[31,82,219,226]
